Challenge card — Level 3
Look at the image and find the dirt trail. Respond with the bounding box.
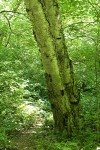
[13,135,34,150]
[12,128,38,150]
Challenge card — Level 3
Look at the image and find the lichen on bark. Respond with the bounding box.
[24,0,81,136]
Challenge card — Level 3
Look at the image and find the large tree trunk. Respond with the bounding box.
[24,0,80,135]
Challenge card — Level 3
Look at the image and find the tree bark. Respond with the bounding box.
[24,0,80,136]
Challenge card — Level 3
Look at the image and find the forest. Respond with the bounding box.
[0,0,100,150]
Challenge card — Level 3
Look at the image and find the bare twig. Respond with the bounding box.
[3,14,12,32]
[0,10,26,16]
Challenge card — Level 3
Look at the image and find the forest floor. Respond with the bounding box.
[9,123,99,150]
[10,122,57,150]
[11,122,51,150]
[10,124,79,150]
[12,130,35,150]
[2,103,99,150]
[11,127,38,150]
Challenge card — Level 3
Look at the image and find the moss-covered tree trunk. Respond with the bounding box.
[24,0,80,135]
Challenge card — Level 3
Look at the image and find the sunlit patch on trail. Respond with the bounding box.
[19,101,40,115]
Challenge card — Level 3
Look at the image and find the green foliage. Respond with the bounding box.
[30,128,79,150]
[0,0,99,149]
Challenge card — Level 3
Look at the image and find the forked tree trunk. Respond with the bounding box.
[24,0,80,136]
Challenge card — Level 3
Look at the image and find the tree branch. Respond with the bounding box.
[3,14,12,31]
[0,10,26,16]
